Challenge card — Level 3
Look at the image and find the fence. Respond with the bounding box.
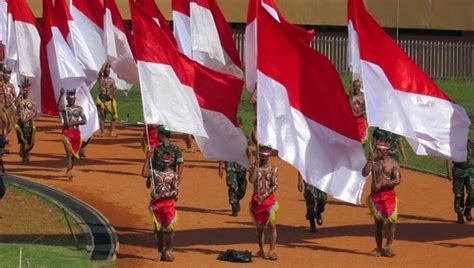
[233,32,474,79]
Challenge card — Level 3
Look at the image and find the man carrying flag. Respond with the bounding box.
[249,145,279,260]
[362,140,401,257]
[347,0,470,162]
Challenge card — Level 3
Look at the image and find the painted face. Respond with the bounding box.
[66,96,75,106]
[103,69,110,77]
[352,81,361,92]
[376,147,389,157]
[21,87,30,98]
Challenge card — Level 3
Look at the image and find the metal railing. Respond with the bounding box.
[233,32,474,78]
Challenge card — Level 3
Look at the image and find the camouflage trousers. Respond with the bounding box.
[453,175,473,213]
[227,171,247,205]
[304,184,327,220]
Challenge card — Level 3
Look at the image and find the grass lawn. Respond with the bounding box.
[93,76,473,176]
[0,185,114,267]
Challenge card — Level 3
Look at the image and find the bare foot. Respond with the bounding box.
[66,170,75,181]
[257,250,267,259]
[382,247,396,257]
[164,250,175,262]
[267,250,278,260]
[109,131,118,137]
[369,248,383,257]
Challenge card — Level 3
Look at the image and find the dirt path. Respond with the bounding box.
[4,116,473,267]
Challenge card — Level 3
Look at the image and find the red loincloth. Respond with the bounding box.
[250,192,279,226]
[149,197,177,232]
[356,116,368,141]
[368,189,398,223]
[62,128,82,159]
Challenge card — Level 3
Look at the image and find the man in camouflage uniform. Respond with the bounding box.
[218,161,247,216]
[297,172,327,232]
[447,139,474,224]
[372,127,407,164]
[152,126,184,177]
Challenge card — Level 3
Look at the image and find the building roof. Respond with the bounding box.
[28,0,473,31]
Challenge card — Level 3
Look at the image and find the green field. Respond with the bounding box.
[0,185,114,267]
[97,76,473,176]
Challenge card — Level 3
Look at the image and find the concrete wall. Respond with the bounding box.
[27,0,473,31]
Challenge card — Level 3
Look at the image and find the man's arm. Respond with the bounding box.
[57,88,66,112]
[218,161,224,178]
[142,155,151,178]
[446,160,453,181]
[362,153,373,177]
[297,172,304,192]
[177,162,184,178]
[398,137,407,165]
[79,107,87,126]
[382,162,401,189]
[175,146,184,177]
[248,164,257,184]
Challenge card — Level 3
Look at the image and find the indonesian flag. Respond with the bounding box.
[0,0,6,46]
[70,0,131,90]
[5,0,41,108]
[70,0,105,76]
[43,0,85,101]
[135,0,177,46]
[55,0,99,140]
[189,0,242,78]
[172,0,192,57]
[245,0,314,91]
[256,1,366,204]
[132,3,249,167]
[348,0,471,162]
[104,0,138,84]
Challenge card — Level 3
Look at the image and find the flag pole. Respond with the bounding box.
[396,0,400,43]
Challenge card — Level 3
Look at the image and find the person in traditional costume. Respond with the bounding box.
[153,126,184,177]
[58,88,87,180]
[249,145,279,260]
[14,78,38,164]
[142,151,179,262]
[362,140,401,257]
[0,67,17,138]
[348,79,367,143]
[96,61,118,137]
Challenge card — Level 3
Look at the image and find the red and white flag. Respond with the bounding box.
[5,0,42,109]
[189,0,242,77]
[43,0,85,100]
[244,0,314,91]
[55,0,99,140]
[70,0,105,76]
[132,4,249,167]
[70,0,131,90]
[348,0,471,162]
[172,0,192,57]
[256,1,366,204]
[104,0,138,84]
[135,0,176,46]
[0,0,6,46]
